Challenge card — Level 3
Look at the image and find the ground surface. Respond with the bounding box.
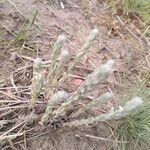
[0,0,150,150]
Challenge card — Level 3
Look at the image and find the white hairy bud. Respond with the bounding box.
[49,91,69,106]
[60,49,70,61]
[56,35,66,46]
[40,91,69,124]
[33,58,42,72]
[91,60,114,84]
[85,60,114,87]
[87,28,99,42]
[112,97,143,119]
[123,97,143,113]
[31,58,44,108]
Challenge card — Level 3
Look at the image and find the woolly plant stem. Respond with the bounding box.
[30,58,44,108]
[54,60,114,117]
[67,28,99,74]
[48,35,66,95]
[72,92,112,118]
[59,28,99,82]
[65,97,143,127]
[51,49,70,85]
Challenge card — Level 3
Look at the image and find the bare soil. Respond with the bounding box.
[0,0,149,149]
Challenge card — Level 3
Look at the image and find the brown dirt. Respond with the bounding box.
[0,0,149,150]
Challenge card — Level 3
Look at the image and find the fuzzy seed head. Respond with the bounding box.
[89,60,114,84]
[57,35,66,45]
[103,60,115,73]
[88,28,99,41]
[49,91,69,106]
[33,58,42,70]
[124,97,143,112]
[60,49,70,60]
[103,92,112,99]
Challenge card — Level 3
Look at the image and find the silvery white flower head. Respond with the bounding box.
[34,58,42,69]
[60,1,65,9]
[90,60,114,84]
[103,60,115,73]
[119,106,123,111]
[56,35,66,45]
[60,49,70,60]
[123,97,143,112]
[103,92,112,99]
[50,91,69,106]
[88,28,99,41]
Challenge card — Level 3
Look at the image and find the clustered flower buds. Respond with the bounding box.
[29,29,144,128]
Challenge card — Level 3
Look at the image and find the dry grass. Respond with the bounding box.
[108,0,150,36]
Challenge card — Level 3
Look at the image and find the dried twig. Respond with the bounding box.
[0,133,24,141]
[84,134,128,144]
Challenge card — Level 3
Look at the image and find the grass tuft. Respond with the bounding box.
[123,0,150,25]
[12,10,38,46]
[114,78,150,150]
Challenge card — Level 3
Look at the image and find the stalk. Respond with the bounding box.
[65,97,143,127]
